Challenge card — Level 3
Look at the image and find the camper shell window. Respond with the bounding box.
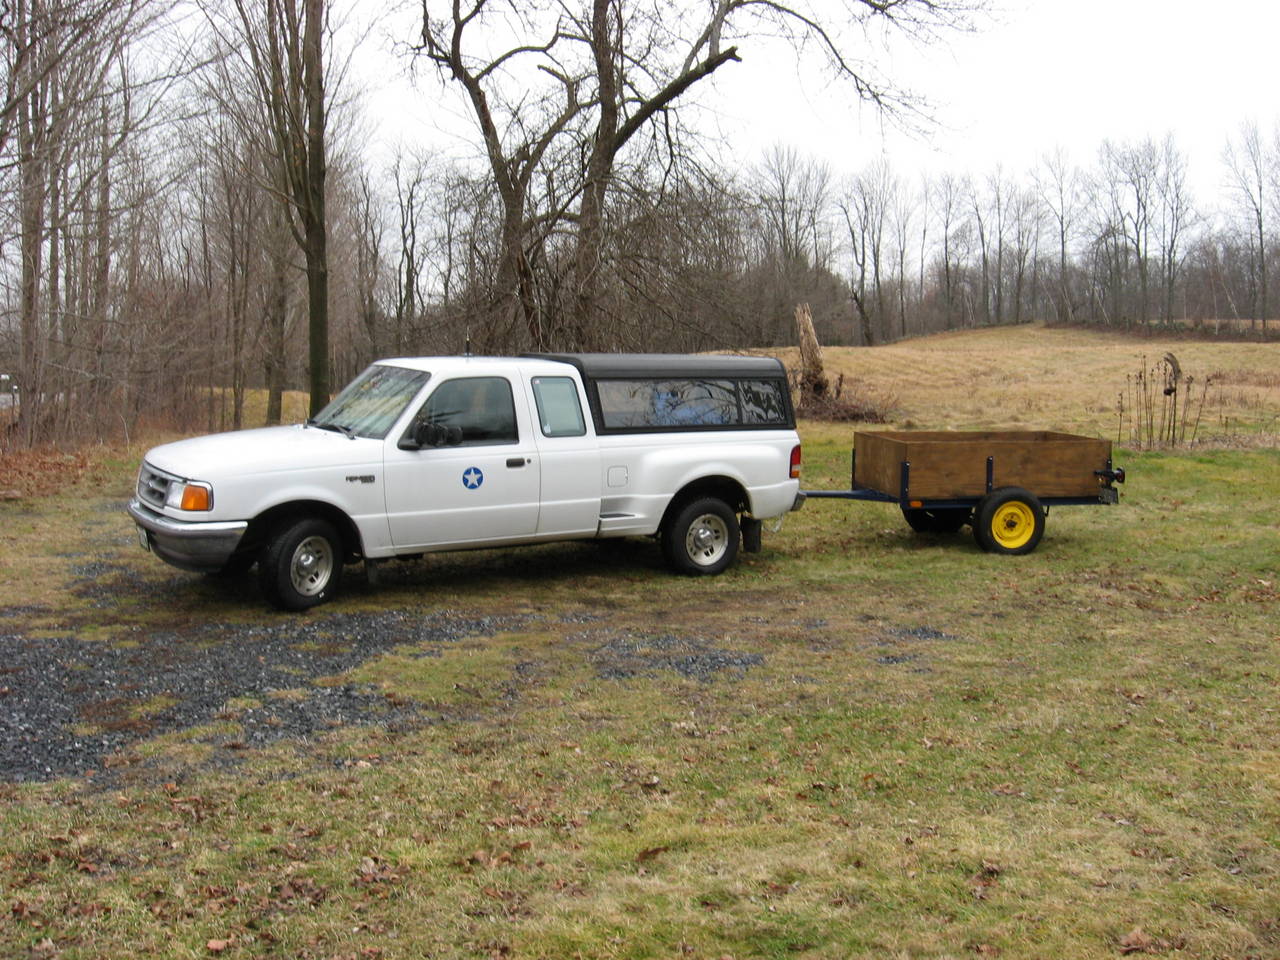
[526,353,794,434]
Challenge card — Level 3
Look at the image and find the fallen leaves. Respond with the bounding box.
[0,450,94,499]
[355,856,402,886]
[969,860,1001,901]
[991,782,1028,798]
[457,841,534,872]
[1118,927,1185,954]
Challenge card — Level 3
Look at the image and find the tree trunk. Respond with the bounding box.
[303,0,329,414]
[16,53,47,447]
[264,223,289,425]
[795,303,828,400]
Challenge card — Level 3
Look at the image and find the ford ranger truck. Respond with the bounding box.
[128,353,803,610]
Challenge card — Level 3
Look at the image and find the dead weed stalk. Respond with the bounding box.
[1117,352,1211,449]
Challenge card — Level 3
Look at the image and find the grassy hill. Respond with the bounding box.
[780,323,1280,441]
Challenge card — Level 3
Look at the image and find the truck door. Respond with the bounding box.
[383,375,540,549]
[526,373,600,537]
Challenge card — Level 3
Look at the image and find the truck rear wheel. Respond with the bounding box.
[259,517,344,610]
[662,497,740,576]
[973,487,1044,555]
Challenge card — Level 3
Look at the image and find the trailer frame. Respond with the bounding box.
[799,432,1125,555]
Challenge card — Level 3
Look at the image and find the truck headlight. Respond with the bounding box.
[166,480,213,511]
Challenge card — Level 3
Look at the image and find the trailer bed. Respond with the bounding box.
[852,430,1113,502]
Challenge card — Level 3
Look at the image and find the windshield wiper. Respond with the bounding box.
[305,418,357,439]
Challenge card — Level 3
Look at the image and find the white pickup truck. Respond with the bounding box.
[128,353,803,610]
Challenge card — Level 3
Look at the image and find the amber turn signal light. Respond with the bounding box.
[180,484,211,511]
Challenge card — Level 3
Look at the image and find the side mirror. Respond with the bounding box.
[399,420,436,450]
[399,421,463,450]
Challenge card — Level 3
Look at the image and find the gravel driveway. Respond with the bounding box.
[0,609,514,783]
[0,594,772,784]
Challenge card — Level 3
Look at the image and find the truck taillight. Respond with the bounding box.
[790,444,802,479]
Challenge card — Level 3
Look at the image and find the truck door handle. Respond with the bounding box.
[507,457,529,468]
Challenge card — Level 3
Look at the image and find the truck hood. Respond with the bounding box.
[144,424,381,480]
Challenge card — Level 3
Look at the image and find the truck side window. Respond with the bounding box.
[531,376,586,437]
[419,377,518,445]
[597,379,737,429]
[740,379,788,425]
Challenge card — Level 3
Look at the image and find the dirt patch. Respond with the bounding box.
[583,630,765,681]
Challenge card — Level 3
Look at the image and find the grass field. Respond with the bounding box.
[1,325,1278,959]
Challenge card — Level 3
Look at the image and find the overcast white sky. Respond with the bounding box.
[368,0,1280,204]
[704,0,1280,199]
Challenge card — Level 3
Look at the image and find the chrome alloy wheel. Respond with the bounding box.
[290,535,335,597]
[685,512,730,567]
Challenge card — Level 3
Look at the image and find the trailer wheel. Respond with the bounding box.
[662,497,740,575]
[973,487,1044,555]
[902,507,970,534]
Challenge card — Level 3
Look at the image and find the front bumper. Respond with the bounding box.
[127,499,248,573]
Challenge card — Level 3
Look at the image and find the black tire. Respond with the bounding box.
[901,507,970,534]
[973,487,1045,556]
[662,497,740,576]
[258,517,344,610]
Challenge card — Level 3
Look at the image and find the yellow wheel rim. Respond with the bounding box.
[990,501,1035,550]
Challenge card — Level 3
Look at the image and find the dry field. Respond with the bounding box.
[1,324,1278,960]
[772,323,1280,443]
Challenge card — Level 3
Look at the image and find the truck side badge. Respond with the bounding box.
[462,467,484,489]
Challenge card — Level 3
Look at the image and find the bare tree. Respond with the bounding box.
[223,0,332,414]
[1154,134,1194,325]
[1035,146,1081,323]
[759,144,834,268]
[1006,183,1042,324]
[967,169,1012,326]
[416,0,975,351]
[3,0,180,446]
[840,159,894,344]
[933,172,965,329]
[390,151,429,354]
[1094,138,1157,327]
[1223,121,1269,329]
[890,176,917,339]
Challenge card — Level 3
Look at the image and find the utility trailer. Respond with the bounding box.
[802,430,1125,555]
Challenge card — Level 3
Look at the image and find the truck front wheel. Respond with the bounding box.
[259,517,344,610]
[662,497,740,576]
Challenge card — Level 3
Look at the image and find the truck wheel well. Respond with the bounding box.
[243,502,363,563]
[661,477,749,532]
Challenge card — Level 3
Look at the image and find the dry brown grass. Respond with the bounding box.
[772,324,1280,444]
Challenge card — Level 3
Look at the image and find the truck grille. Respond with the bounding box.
[137,462,176,509]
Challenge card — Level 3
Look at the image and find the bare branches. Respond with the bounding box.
[411,0,976,348]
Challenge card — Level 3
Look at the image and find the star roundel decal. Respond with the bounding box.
[462,466,484,489]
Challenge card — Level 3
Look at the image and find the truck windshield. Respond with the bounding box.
[308,365,430,439]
